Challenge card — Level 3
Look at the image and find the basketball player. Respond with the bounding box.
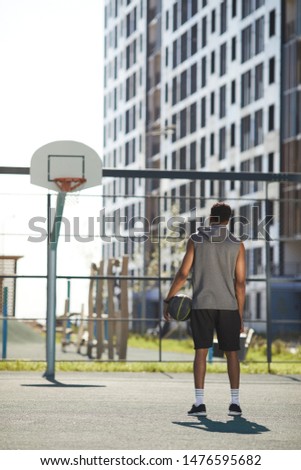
[163,202,246,417]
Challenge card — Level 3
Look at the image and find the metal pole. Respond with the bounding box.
[2,287,8,359]
[265,182,272,373]
[158,195,162,362]
[44,192,66,380]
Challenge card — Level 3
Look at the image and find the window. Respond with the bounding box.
[242,0,253,19]
[180,185,186,213]
[173,40,177,68]
[219,178,226,199]
[220,0,227,35]
[254,155,263,191]
[254,109,263,146]
[210,180,215,196]
[190,142,196,169]
[210,91,215,114]
[181,0,188,24]
[241,70,252,107]
[268,105,275,131]
[180,146,186,169]
[210,133,215,155]
[202,16,207,47]
[269,57,275,83]
[190,102,197,133]
[200,180,206,207]
[231,123,235,146]
[232,0,237,17]
[172,114,177,142]
[172,77,177,105]
[231,80,236,103]
[211,9,216,33]
[181,32,188,62]
[231,37,236,61]
[256,292,261,319]
[255,63,264,100]
[220,43,227,76]
[211,50,215,73]
[201,57,206,87]
[220,85,226,118]
[230,166,235,190]
[172,150,177,169]
[191,63,197,94]
[180,109,187,137]
[241,115,251,151]
[192,0,198,17]
[201,97,206,127]
[126,7,137,37]
[200,137,206,167]
[191,24,198,56]
[240,160,251,194]
[165,46,169,66]
[189,182,196,212]
[269,9,275,37]
[166,10,169,29]
[268,153,274,172]
[180,70,187,100]
[255,17,264,55]
[173,2,178,31]
[254,248,262,275]
[219,127,226,160]
[165,83,168,102]
[256,0,265,8]
[241,25,252,63]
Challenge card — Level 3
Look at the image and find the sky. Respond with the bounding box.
[0,0,103,169]
[0,0,104,319]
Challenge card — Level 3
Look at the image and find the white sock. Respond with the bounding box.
[230,388,240,405]
[195,389,204,406]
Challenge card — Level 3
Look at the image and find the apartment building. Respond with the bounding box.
[103,0,300,333]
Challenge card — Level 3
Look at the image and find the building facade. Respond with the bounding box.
[103,0,300,333]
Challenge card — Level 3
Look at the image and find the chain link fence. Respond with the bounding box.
[0,174,300,366]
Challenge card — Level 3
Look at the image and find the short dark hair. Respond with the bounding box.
[210,202,232,223]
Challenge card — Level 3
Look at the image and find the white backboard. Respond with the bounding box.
[30,140,102,192]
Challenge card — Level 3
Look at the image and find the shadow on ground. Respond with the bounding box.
[173,416,270,435]
[21,378,106,388]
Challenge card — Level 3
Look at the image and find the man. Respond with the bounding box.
[163,202,246,417]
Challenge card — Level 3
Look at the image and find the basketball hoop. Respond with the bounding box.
[53,177,87,192]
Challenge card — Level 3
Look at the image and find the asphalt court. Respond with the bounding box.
[0,371,300,450]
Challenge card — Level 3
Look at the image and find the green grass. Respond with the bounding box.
[0,360,300,375]
[1,334,300,375]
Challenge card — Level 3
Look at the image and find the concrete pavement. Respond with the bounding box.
[0,371,300,450]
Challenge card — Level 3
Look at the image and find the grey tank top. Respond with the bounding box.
[191,225,241,310]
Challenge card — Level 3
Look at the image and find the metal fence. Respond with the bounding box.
[0,170,301,368]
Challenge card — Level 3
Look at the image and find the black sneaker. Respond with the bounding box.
[188,404,207,416]
[228,403,242,416]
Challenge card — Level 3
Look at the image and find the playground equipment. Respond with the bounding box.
[60,255,129,360]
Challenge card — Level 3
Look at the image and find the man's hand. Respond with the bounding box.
[163,301,172,322]
[240,318,244,333]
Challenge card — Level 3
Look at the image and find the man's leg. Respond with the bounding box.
[225,350,240,389]
[188,348,208,416]
[194,348,208,389]
[225,350,242,415]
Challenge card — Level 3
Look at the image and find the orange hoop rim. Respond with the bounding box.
[53,177,87,192]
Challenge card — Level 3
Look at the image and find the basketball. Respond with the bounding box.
[168,294,192,321]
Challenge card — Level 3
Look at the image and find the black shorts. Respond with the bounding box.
[190,309,241,351]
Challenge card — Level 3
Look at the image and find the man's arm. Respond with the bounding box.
[234,242,246,332]
[163,238,195,321]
